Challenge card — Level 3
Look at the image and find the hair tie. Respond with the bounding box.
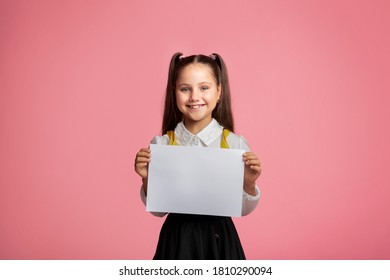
[209,54,217,60]
[179,55,185,60]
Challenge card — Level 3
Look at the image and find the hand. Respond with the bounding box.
[243,152,261,196]
[134,148,151,179]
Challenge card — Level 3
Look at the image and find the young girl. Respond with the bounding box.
[134,53,261,260]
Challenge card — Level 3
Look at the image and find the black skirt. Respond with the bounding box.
[153,213,246,260]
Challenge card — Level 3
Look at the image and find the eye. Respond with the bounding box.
[200,86,209,91]
[180,87,190,93]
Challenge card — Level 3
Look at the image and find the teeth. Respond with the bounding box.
[189,105,203,109]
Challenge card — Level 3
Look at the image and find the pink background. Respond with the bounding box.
[1,0,389,259]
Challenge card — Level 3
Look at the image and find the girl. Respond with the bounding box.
[134,53,261,260]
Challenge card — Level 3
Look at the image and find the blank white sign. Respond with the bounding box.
[146,144,245,217]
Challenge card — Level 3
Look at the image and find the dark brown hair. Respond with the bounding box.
[161,52,234,134]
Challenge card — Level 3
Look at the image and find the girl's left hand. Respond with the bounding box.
[243,152,261,196]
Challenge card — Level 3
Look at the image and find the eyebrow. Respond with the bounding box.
[177,82,213,86]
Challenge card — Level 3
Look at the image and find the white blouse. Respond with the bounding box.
[140,119,260,217]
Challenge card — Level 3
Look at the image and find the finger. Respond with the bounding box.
[135,162,148,167]
[243,153,259,161]
[135,162,148,170]
[245,159,260,166]
[137,152,151,159]
[136,150,151,159]
[135,157,151,164]
[134,155,151,167]
[243,152,253,158]
[137,148,151,156]
[138,148,151,154]
[249,165,262,172]
[244,156,259,162]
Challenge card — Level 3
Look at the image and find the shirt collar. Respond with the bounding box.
[174,119,224,146]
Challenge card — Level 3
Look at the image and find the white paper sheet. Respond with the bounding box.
[146,144,245,217]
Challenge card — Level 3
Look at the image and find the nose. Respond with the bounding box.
[189,89,200,102]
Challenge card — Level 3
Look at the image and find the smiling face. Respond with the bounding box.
[175,63,221,134]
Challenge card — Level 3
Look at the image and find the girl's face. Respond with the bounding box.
[175,63,221,133]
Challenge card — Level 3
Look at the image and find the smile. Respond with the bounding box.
[187,104,205,109]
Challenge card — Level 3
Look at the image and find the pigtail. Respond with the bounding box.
[162,53,183,135]
[211,53,235,132]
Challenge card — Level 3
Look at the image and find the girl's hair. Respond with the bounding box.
[162,52,234,135]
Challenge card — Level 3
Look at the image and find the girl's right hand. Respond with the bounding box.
[134,148,151,179]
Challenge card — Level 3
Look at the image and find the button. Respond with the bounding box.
[214,234,219,239]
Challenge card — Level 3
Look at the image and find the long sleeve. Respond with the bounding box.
[242,186,260,216]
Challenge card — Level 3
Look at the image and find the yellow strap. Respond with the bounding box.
[167,129,230,148]
[221,129,230,149]
[167,130,178,146]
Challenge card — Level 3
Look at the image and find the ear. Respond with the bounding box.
[217,83,222,100]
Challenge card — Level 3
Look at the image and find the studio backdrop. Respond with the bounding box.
[1,0,389,259]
